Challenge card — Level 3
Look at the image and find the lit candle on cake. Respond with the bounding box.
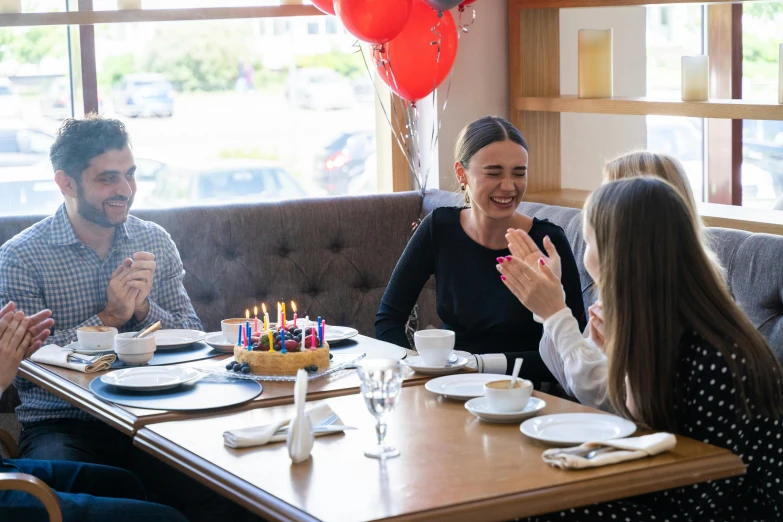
[681,55,709,102]
[578,29,613,99]
[281,302,287,328]
[262,303,269,332]
[253,306,259,336]
[277,302,282,328]
[291,301,298,328]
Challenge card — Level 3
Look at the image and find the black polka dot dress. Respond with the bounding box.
[529,331,782,521]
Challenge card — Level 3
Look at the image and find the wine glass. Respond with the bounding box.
[356,358,403,459]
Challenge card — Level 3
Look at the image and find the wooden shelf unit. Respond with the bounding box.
[515,96,783,121]
[0,5,321,27]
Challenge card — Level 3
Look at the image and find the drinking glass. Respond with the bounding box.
[356,358,403,459]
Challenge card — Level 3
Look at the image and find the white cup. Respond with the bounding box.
[221,318,249,344]
[76,326,117,351]
[114,332,156,365]
[414,330,455,367]
[483,379,533,413]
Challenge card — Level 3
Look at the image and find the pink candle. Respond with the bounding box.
[310,325,316,350]
[322,319,326,345]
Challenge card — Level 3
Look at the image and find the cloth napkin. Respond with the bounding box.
[31,345,116,373]
[542,432,677,470]
[222,401,352,450]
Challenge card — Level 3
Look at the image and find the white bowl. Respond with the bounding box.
[76,326,117,351]
[114,332,156,364]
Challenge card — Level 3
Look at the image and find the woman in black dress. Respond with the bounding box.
[498,177,783,520]
[375,116,586,383]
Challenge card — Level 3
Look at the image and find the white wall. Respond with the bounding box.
[559,7,647,190]
[435,0,509,192]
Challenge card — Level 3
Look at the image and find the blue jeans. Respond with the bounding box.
[0,458,187,522]
[19,419,261,522]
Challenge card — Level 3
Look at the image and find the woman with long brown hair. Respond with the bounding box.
[499,177,782,520]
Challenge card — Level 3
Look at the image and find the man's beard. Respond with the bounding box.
[76,183,133,228]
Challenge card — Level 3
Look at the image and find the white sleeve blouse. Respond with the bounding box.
[538,308,611,411]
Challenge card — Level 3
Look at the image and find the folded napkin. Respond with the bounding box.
[222,400,352,450]
[31,345,116,373]
[542,432,676,470]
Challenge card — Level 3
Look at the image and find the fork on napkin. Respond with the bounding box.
[31,345,116,373]
[223,402,354,449]
[542,432,676,470]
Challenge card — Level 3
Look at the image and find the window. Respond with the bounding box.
[646,5,706,203]
[741,2,783,209]
[0,8,390,216]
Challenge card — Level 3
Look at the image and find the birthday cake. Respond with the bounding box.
[230,324,330,377]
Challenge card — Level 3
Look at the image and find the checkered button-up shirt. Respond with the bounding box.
[0,204,203,424]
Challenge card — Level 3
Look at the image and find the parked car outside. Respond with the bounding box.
[0,77,23,120]
[0,161,61,217]
[0,123,55,168]
[111,73,175,118]
[285,68,354,111]
[146,160,307,208]
[314,131,375,195]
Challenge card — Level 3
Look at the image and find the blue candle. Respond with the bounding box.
[317,316,322,342]
[245,321,250,350]
[281,326,287,354]
[236,324,242,347]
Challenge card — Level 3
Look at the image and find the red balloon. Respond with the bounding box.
[374,0,458,103]
[335,0,412,45]
[311,0,335,15]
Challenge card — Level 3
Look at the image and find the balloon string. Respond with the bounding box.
[357,43,417,179]
[458,7,476,33]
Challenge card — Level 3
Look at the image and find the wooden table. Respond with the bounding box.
[18,335,428,436]
[134,386,745,522]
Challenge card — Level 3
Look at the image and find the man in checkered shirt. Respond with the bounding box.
[0,116,203,464]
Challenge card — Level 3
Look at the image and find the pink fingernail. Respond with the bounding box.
[505,255,513,261]
[539,258,545,266]
[496,257,504,264]
[500,275,506,281]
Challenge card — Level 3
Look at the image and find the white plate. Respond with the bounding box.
[66,341,113,356]
[329,339,407,360]
[520,413,636,445]
[465,396,546,423]
[424,374,513,400]
[204,332,235,353]
[100,367,201,391]
[324,325,359,344]
[152,329,207,349]
[404,355,468,375]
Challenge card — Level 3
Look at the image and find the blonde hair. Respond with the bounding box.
[603,150,723,279]
[586,178,783,431]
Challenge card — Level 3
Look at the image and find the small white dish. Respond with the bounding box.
[152,329,207,349]
[424,374,513,400]
[465,396,546,423]
[100,367,201,392]
[403,355,468,375]
[205,332,235,353]
[520,413,636,445]
[66,341,113,356]
[324,325,359,344]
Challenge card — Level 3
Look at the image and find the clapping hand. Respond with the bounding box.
[496,256,567,321]
[588,301,605,350]
[0,302,53,393]
[505,229,562,280]
[125,252,156,321]
[99,262,139,327]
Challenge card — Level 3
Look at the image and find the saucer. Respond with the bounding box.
[152,329,207,349]
[403,355,468,375]
[425,374,513,400]
[520,413,636,445]
[100,367,201,392]
[465,396,546,423]
[66,341,113,356]
[205,332,235,353]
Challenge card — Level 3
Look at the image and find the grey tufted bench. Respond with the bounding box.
[1,190,781,426]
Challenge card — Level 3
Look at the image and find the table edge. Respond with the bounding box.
[133,427,746,522]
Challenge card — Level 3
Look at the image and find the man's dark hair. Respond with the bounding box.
[49,114,131,183]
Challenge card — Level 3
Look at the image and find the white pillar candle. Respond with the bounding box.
[117,0,142,9]
[578,29,613,99]
[778,43,782,105]
[0,0,21,13]
[681,55,709,102]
